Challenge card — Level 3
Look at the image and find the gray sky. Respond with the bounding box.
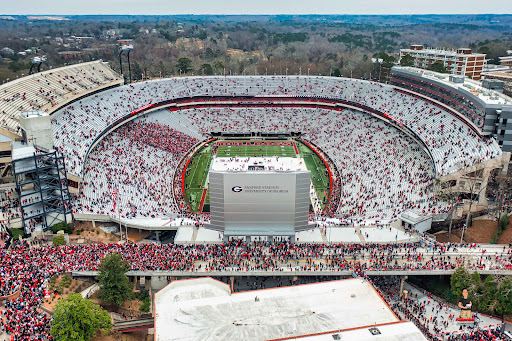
[3,0,512,15]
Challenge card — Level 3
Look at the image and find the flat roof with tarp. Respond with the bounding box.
[154,277,427,341]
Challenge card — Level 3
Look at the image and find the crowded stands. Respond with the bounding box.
[74,106,448,222]
[51,76,501,178]
[48,76,502,224]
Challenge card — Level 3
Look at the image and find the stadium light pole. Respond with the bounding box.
[118,49,124,79]
[127,49,132,83]
[371,58,383,82]
[119,45,133,83]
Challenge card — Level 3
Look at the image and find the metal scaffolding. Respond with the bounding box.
[12,149,73,235]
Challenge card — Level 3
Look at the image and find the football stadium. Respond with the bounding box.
[1,58,512,341]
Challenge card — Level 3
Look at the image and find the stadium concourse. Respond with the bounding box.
[47,75,505,230]
[1,239,512,340]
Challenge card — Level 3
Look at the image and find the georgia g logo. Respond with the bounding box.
[232,186,243,193]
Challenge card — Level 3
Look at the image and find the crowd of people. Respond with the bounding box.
[371,276,505,341]
[77,119,199,218]
[0,239,511,340]
[49,76,502,225]
[70,105,451,222]
[51,76,501,179]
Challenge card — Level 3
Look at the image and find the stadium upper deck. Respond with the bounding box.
[0,60,122,135]
[50,75,502,178]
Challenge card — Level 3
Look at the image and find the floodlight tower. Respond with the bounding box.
[29,56,47,75]
[371,58,384,82]
[118,44,134,83]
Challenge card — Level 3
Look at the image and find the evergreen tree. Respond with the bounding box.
[96,253,132,306]
[451,266,470,298]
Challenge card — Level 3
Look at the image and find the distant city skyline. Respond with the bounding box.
[2,0,512,16]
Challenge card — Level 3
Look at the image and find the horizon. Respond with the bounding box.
[2,0,512,16]
[2,13,512,15]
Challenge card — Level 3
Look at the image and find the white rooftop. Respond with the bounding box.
[12,145,36,161]
[154,278,425,341]
[400,210,432,223]
[395,66,512,105]
[211,156,305,172]
[20,110,48,118]
[288,321,426,341]
[400,47,485,57]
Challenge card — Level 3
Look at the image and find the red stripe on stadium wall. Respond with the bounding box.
[198,188,208,213]
[181,158,191,195]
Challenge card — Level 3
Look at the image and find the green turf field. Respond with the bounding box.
[216,142,297,158]
[183,139,331,213]
[297,142,331,206]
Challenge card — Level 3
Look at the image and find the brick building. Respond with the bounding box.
[399,45,486,80]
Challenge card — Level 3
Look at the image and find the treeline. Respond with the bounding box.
[451,267,512,318]
[0,17,511,83]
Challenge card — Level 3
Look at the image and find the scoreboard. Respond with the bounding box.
[208,170,310,236]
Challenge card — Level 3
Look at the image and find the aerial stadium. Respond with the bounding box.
[1,58,512,341]
[0,60,509,241]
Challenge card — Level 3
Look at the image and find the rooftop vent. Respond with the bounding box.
[369,327,381,335]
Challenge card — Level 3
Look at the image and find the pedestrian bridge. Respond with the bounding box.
[72,268,512,278]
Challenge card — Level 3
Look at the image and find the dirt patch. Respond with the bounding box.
[70,221,121,244]
[435,219,498,244]
[88,290,145,319]
[42,275,93,312]
[127,230,151,243]
[497,218,512,244]
[93,330,151,341]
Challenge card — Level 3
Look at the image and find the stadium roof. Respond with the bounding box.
[154,277,427,341]
[393,66,512,106]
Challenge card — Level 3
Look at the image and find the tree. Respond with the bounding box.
[51,221,72,234]
[176,57,192,73]
[436,178,460,237]
[201,63,213,75]
[53,235,66,246]
[429,61,447,73]
[96,253,132,306]
[496,277,512,317]
[373,52,396,68]
[480,275,498,313]
[459,171,487,243]
[468,271,483,307]
[400,54,414,67]
[51,293,111,341]
[451,266,470,298]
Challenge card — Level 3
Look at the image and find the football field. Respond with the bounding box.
[183,139,330,213]
[216,140,298,158]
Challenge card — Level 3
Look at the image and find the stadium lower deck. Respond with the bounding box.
[75,105,443,226]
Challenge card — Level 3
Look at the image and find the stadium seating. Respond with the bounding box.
[0,60,122,134]
[49,76,501,221]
